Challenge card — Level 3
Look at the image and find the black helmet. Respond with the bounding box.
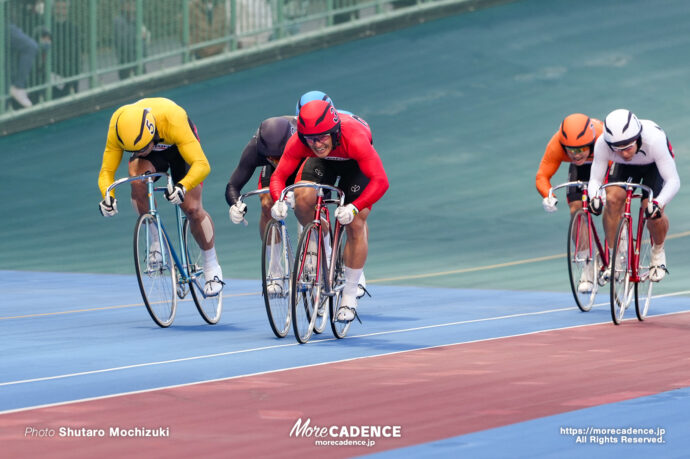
[256,117,295,157]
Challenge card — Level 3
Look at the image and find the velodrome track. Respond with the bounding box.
[2,0,690,456]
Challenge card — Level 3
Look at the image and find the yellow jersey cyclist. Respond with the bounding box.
[97,97,224,296]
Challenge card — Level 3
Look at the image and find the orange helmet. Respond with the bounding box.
[558,113,597,149]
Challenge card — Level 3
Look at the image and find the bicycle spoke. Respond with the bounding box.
[134,214,177,327]
[635,220,653,320]
[291,223,322,343]
[610,218,630,325]
[567,209,600,312]
[262,221,292,338]
[330,226,352,338]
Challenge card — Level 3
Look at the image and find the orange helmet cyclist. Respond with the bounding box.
[536,113,603,214]
[558,113,598,165]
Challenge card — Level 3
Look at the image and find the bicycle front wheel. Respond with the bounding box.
[567,209,600,312]
[610,217,632,325]
[262,219,292,338]
[184,219,223,325]
[291,222,324,344]
[134,213,177,327]
[329,226,352,339]
[635,220,653,321]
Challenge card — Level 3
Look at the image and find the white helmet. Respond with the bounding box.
[604,109,642,148]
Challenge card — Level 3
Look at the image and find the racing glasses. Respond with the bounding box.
[563,145,589,155]
[303,133,331,145]
[609,140,637,151]
[127,141,154,157]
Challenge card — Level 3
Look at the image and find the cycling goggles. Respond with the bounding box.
[303,133,331,145]
[564,146,589,155]
[609,140,637,151]
[127,141,154,157]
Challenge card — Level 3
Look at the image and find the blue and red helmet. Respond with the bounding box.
[297,100,341,146]
[295,90,333,116]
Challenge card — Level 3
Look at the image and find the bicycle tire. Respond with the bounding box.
[566,209,600,312]
[312,220,332,336]
[635,219,653,321]
[610,217,632,325]
[330,226,352,339]
[291,222,323,344]
[184,219,223,325]
[134,213,177,327]
[261,219,292,338]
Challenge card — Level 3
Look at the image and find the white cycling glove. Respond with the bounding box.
[229,202,247,224]
[285,191,296,209]
[542,196,558,213]
[165,184,186,205]
[335,204,359,225]
[99,197,118,217]
[271,200,288,221]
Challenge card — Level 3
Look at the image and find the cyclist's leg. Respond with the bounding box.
[157,143,222,295]
[641,164,669,281]
[128,157,158,214]
[128,158,164,255]
[259,193,274,238]
[603,186,625,247]
[293,159,335,258]
[181,186,224,295]
[565,176,592,293]
[293,158,336,225]
[565,162,588,217]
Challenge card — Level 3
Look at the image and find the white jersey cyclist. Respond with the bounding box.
[587,109,680,283]
[588,117,680,207]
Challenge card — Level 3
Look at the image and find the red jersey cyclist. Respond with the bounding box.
[97,97,224,296]
[269,99,389,322]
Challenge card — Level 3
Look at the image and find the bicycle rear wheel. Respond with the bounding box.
[566,209,600,312]
[134,213,177,327]
[610,217,632,325]
[184,219,223,324]
[262,219,292,338]
[635,220,653,321]
[291,222,324,344]
[330,226,351,339]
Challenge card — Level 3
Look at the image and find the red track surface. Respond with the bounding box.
[4,312,690,458]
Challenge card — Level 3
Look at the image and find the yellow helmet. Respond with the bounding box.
[115,106,156,151]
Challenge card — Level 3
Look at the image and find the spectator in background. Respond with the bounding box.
[189,0,227,59]
[236,0,273,48]
[113,0,149,80]
[8,23,38,108]
[333,0,360,25]
[7,0,42,108]
[50,0,81,98]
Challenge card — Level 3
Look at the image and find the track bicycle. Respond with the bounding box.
[548,181,609,312]
[278,183,351,344]
[106,173,222,327]
[236,188,296,338]
[598,180,654,325]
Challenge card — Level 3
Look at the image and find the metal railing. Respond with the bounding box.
[1,0,508,132]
